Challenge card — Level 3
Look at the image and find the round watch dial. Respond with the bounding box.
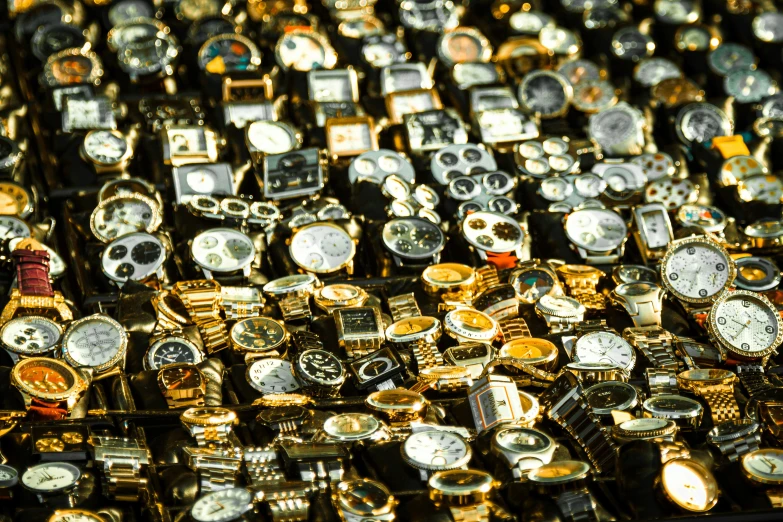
[630,152,676,181]
[48,510,105,522]
[231,317,287,353]
[323,413,380,440]
[90,194,161,243]
[589,104,640,146]
[198,34,260,75]
[336,479,393,515]
[612,27,654,61]
[191,228,256,273]
[0,215,30,239]
[557,59,602,85]
[276,30,336,71]
[572,79,618,113]
[191,488,254,522]
[402,430,470,470]
[386,316,440,342]
[661,238,734,302]
[247,121,298,155]
[676,204,727,233]
[438,28,490,66]
[102,232,166,283]
[518,71,572,118]
[461,211,524,254]
[62,314,127,371]
[298,349,344,385]
[634,57,681,87]
[654,0,700,24]
[510,10,554,35]
[585,381,637,413]
[83,130,129,166]
[289,223,355,274]
[738,174,783,204]
[444,309,498,341]
[263,273,317,296]
[246,358,300,394]
[644,178,698,209]
[708,43,756,76]
[22,462,81,493]
[661,459,718,512]
[510,268,557,304]
[494,426,552,453]
[709,290,782,357]
[0,316,62,355]
[676,103,732,145]
[499,338,558,365]
[528,460,590,484]
[574,331,635,371]
[743,449,783,485]
[382,217,445,260]
[109,0,155,26]
[449,176,482,202]
[564,208,627,251]
[753,12,783,43]
[12,357,80,400]
[147,336,202,370]
[724,69,777,103]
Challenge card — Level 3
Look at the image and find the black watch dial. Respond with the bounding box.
[340,308,379,335]
[300,349,343,382]
[151,340,197,367]
[451,344,489,361]
[264,149,322,199]
[131,241,163,265]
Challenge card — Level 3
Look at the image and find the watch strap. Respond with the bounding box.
[711,135,750,159]
[498,317,531,342]
[615,290,664,327]
[28,398,68,421]
[279,295,312,324]
[244,445,286,487]
[291,330,324,358]
[713,432,761,462]
[265,482,315,522]
[412,339,444,370]
[700,387,741,425]
[555,489,599,522]
[575,319,609,336]
[13,247,53,297]
[387,292,421,322]
[561,274,606,312]
[172,280,228,354]
[485,251,518,270]
[736,364,775,398]
[475,265,500,293]
[100,455,149,502]
[623,327,680,370]
[646,368,678,396]
[448,503,491,522]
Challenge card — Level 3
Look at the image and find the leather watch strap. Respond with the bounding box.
[14,248,53,297]
[28,398,68,420]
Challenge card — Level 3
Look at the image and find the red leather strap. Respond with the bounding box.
[486,251,518,270]
[28,398,67,420]
[13,248,53,297]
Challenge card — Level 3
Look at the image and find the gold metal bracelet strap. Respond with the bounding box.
[476,266,500,293]
[565,281,606,312]
[279,295,312,323]
[103,461,148,502]
[266,483,314,522]
[197,318,229,354]
[701,389,742,424]
[387,292,421,322]
[766,489,783,508]
[345,336,381,360]
[575,319,608,335]
[412,339,444,370]
[498,317,531,342]
[658,441,690,464]
[646,368,679,397]
[449,504,491,522]
[172,281,223,323]
[480,357,556,383]
[623,326,681,371]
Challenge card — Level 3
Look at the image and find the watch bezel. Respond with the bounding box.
[11,356,84,402]
[707,289,783,359]
[61,314,128,373]
[146,335,203,370]
[660,235,736,304]
[0,315,63,355]
[401,430,472,471]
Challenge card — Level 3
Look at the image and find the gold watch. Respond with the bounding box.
[157,363,207,409]
[428,469,495,522]
[172,280,229,354]
[421,263,477,304]
[556,264,607,312]
[365,389,428,438]
[161,125,220,166]
[314,283,368,314]
[677,369,741,425]
[334,306,384,359]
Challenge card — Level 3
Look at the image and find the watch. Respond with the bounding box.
[706,289,782,363]
[612,264,658,285]
[145,330,203,370]
[611,418,678,443]
[79,129,132,175]
[658,458,718,512]
[509,260,564,304]
[47,510,105,522]
[320,413,391,445]
[21,462,82,506]
[588,102,646,156]
[436,26,492,67]
[313,284,368,314]
[362,33,408,69]
[190,227,255,281]
[572,320,636,374]
[91,436,151,501]
[735,256,781,292]
[334,306,384,359]
[263,274,321,324]
[158,363,207,408]
[584,381,639,417]
[491,426,556,478]
[191,488,255,522]
[518,70,573,119]
[642,394,703,430]
[110,18,180,83]
[348,149,415,185]
[278,441,349,484]
[675,204,728,235]
[527,460,599,522]
[325,116,379,160]
[428,469,494,522]
[563,208,628,264]
[101,232,167,288]
[707,42,756,77]
[611,283,666,328]
[41,48,103,88]
[172,279,229,354]
[535,294,585,333]
[556,264,607,313]
[1,315,62,358]
[724,69,777,104]
[332,479,396,521]
[634,57,682,88]
[230,317,289,361]
[443,308,499,344]
[89,193,163,244]
[172,163,235,205]
[262,148,325,201]
[180,407,238,447]
[246,121,302,163]
[632,203,674,264]
[623,325,680,370]
[274,29,338,72]
[161,125,219,166]
[288,222,356,275]
[461,210,525,268]
[386,88,443,125]
[246,358,301,395]
[675,102,732,146]
[451,61,502,90]
[401,430,472,481]
[382,217,445,268]
[594,162,646,203]
[403,109,469,155]
[431,143,497,186]
[444,342,493,379]
[706,419,761,462]
[198,34,261,75]
[742,448,783,506]
[10,357,88,420]
[295,348,347,398]
[62,314,127,375]
[398,0,458,32]
[348,345,407,392]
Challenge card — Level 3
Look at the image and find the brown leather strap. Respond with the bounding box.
[28,398,67,420]
[13,249,53,297]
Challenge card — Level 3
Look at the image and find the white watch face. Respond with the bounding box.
[102,232,166,283]
[403,430,469,469]
[248,121,296,154]
[0,215,31,239]
[1,316,61,355]
[711,293,780,354]
[186,168,217,193]
[390,91,437,119]
[590,106,637,145]
[739,174,783,204]
[49,510,104,522]
[639,208,672,249]
[677,103,730,144]
[191,488,254,522]
[495,427,551,453]
[311,74,354,102]
[461,211,524,253]
[661,460,716,512]
[574,331,635,370]
[564,209,627,251]
[754,12,783,43]
[630,152,675,181]
[22,462,80,492]
[278,33,328,71]
[644,178,698,209]
[84,130,128,164]
[573,174,606,198]
[328,122,374,155]
[634,57,681,87]
[91,195,160,242]
[63,315,126,368]
[662,240,732,300]
[246,358,300,394]
[191,228,255,273]
[724,69,776,103]
[289,223,355,273]
[743,449,783,482]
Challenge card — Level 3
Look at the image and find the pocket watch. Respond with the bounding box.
[707,42,756,77]
[288,222,356,274]
[724,69,777,104]
[191,488,255,522]
[295,348,346,397]
[0,316,62,357]
[230,317,288,358]
[444,308,499,343]
[707,289,782,361]
[89,193,163,243]
[633,57,682,88]
[101,232,166,287]
[191,227,256,280]
[62,314,128,373]
[246,358,300,394]
[738,174,783,204]
[382,216,446,265]
[518,70,573,119]
[660,236,736,304]
[361,33,409,69]
[436,26,492,68]
[402,430,472,478]
[574,331,636,372]
[674,102,732,146]
[146,334,203,370]
[198,34,261,75]
[644,178,699,209]
[275,29,337,72]
[21,461,82,502]
[611,26,654,62]
[659,458,718,512]
[41,48,103,88]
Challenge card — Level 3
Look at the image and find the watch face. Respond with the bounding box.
[263,273,317,296]
[404,109,468,153]
[599,164,646,200]
[661,459,718,512]
[634,57,681,87]
[102,232,166,283]
[735,257,781,292]
[439,29,488,65]
[90,194,161,243]
[589,105,638,145]
[199,35,260,74]
[382,217,445,259]
[386,316,440,342]
[323,413,380,440]
[100,178,156,202]
[519,71,572,117]
[49,510,105,522]
[452,62,499,89]
[708,43,755,76]
[389,90,439,122]
[499,338,558,364]
[573,173,607,198]
[263,149,323,200]
[494,426,552,453]
[45,51,100,86]
[574,331,635,371]
[363,37,405,68]
[289,223,355,273]
[298,349,344,385]
[147,337,202,369]
[191,228,255,273]
[231,317,286,352]
[402,430,470,470]
[191,488,253,522]
[1,316,62,355]
[246,358,300,394]
[630,152,676,181]
[159,364,203,388]
[21,462,81,493]
[639,208,672,249]
[351,348,401,382]
[619,418,671,432]
[654,0,699,24]
[754,12,783,43]
[539,26,580,55]
[661,238,734,302]
[585,381,636,412]
[336,480,392,515]
[83,130,129,165]
[527,460,590,484]
[445,309,498,341]
[449,343,490,361]
[327,120,375,156]
[676,204,727,233]
[644,395,703,417]
[572,79,618,113]
[310,70,358,102]
[612,27,654,61]
[461,211,524,253]
[644,178,698,209]
[510,10,554,34]
[0,181,30,219]
[399,2,458,31]
[743,449,783,484]
[32,24,87,62]
[738,174,783,204]
[13,358,78,399]
[247,121,297,155]
[108,0,155,26]
[564,208,627,251]
[710,291,781,357]
[276,31,335,71]
[724,69,776,103]
[337,307,380,336]
[557,59,601,85]
[0,215,31,239]
[675,25,714,51]
[613,264,658,284]
[63,315,127,370]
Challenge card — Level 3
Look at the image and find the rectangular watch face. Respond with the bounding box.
[471,87,519,112]
[640,208,673,249]
[52,85,94,111]
[387,90,441,124]
[405,109,468,152]
[452,62,500,90]
[166,127,209,156]
[450,343,490,361]
[62,97,116,133]
[173,163,235,204]
[263,147,323,199]
[477,109,539,145]
[381,63,432,95]
[308,69,358,103]
[224,102,277,128]
[350,347,401,382]
[281,442,348,460]
[327,118,377,157]
[338,307,380,335]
